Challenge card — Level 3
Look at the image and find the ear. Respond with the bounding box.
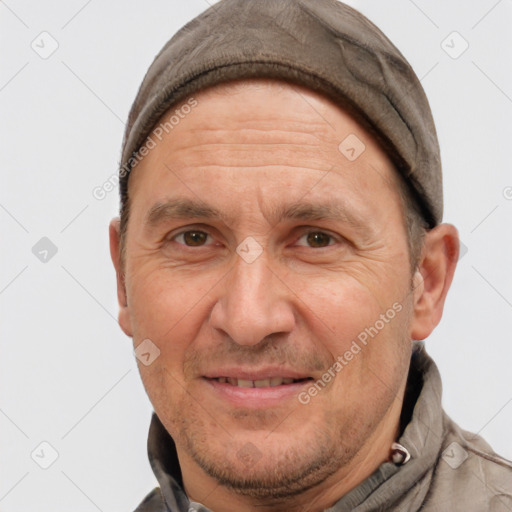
[109,218,133,337]
[410,223,459,341]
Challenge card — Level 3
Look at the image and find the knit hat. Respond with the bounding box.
[119,0,442,227]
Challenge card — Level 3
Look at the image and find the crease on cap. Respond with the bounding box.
[120,0,443,227]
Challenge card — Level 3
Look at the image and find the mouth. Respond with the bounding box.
[201,372,315,408]
[207,376,313,388]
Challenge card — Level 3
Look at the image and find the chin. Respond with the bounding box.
[175,407,360,500]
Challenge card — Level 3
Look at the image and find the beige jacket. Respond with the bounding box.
[134,343,512,511]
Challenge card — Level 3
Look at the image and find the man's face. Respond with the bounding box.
[115,80,418,498]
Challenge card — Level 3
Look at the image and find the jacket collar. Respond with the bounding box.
[147,342,444,511]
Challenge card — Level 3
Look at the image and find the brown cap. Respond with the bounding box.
[119,0,442,227]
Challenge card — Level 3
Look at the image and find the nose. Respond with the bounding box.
[209,254,296,346]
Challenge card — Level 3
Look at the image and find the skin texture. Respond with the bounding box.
[110,79,459,512]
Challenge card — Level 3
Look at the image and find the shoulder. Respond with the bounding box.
[443,413,512,477]
[423,413,512,511]
[133,487,166,512]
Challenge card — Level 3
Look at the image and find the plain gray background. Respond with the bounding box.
[1,1,511,511]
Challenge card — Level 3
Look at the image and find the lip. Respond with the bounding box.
[202,376,313,408]
[202,366,312,381]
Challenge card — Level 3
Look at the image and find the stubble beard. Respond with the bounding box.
[174,397,388,502]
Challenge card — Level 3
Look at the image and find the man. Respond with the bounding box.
[109,0,512,510]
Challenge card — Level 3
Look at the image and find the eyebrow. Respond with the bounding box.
[145,199,226,227]
[271,202,366,229]
[144,198,368,232]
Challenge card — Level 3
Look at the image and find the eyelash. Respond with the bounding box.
[169,228,340,249]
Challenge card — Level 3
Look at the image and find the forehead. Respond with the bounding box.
[127,78,401,220]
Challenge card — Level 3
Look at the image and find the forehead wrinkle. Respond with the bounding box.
[184,122,332,136]
[167,141,336,168]
[166,118,336,154]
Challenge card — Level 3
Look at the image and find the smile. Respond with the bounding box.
[209,377,313,387]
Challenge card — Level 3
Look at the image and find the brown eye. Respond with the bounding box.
[306,231,332,247]
[177,230,209,246]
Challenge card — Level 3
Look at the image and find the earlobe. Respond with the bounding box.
[409,224,459,341]
[109,218,133,337]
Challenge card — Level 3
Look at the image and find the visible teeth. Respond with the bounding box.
[237,379,254,388]
[254,379,270,388]
[216,377,302,387]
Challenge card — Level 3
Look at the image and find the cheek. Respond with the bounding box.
[127,267,219,359]
[292,271,411,391]
[129,271,218,422]
[286,268,395,342]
